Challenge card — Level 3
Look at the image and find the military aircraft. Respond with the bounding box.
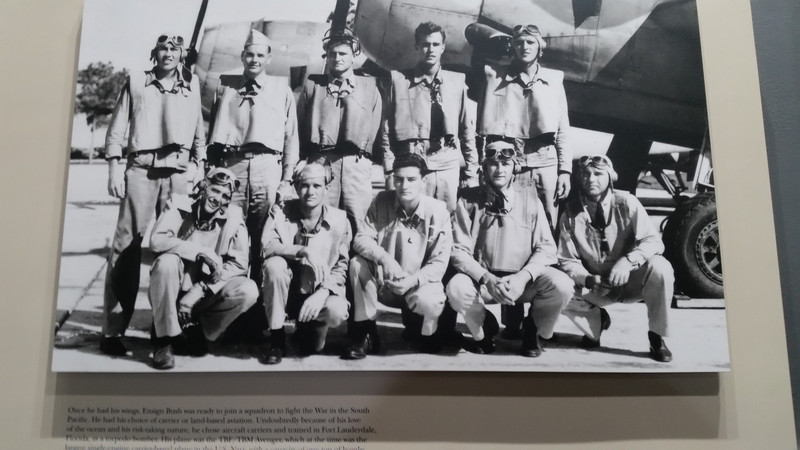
[191,0,722,299]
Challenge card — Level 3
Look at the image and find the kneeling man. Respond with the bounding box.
[447,141,572,356]
[148,169,258,370]
[343,153,452,358]
[260,157,351,364]
[558,155,674,362]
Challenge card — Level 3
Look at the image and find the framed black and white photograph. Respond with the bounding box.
[52,0,730,373]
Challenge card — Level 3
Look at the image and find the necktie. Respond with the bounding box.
[592,204,610,254]
[428,78,445,141]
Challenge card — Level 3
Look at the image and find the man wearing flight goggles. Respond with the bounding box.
[478,23,571,224]
[100,32,206,357]
[447,141,572,356]
[147,168,258,370]
[557,155,674,362]
[478,23,572,341]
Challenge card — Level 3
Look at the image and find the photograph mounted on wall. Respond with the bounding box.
[53,0,729,373]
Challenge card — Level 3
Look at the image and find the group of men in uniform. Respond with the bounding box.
[97,21,674,370]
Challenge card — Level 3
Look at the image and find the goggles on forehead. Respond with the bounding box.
[207,170,240,192]
[156,34,185,47]
[579,155,612,167]
[484,146,516,161]
[512,24,541,37]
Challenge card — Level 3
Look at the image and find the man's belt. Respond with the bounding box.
[310,143,371,159]
[208,143,279,160]
[486,133,556,147]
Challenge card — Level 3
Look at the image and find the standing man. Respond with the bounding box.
[148,168,258,370]
[297,28,382,231]
[478,23,572,338]
[447,142,572,356]
[478,23,571,222]
[101,33,206,356]
[380,21,479,213]
[343,154,452,359]
[207,28,299,286]
[557,155,674,362]
[260,157,352,365]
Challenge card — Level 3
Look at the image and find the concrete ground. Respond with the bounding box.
[51,162,730,373]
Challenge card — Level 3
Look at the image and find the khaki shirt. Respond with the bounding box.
[380,68,478,182]
[297,71,382,158]
[451,186,557,282]
[149,195,249,294]
[105,69,206,164]
[353,192,452,287]
[208,73,300,180]
[261,201,352,297]
[478,63,571,173]
[557,190,664,285]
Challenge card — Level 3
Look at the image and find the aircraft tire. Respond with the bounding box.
[662,193,724,299]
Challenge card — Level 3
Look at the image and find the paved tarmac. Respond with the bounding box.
[51,162,730,373]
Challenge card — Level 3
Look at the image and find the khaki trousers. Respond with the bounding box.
[446,267,572,339]
[562,255,674,339]
[261,256,349,330]
[149,254,258,341]
[103,164,187,337]
[349,255,446,336]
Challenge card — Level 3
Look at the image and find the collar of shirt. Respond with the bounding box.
[394,197,425,228]
[327,71,356,98]
[580,189,613,226]
[145,67,190,94]
[285,201,332,233]
[504,63,549,88]
[485,186,515,214]
[239,72,268,95]
[411,67,443,88]
[191,201,230,231]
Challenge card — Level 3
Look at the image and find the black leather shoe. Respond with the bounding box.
[99,336,127,356]
[648,331,673,362]
[580,308,611,349]
[342,335,370,360]
[520,316,542,357]
[418,334,442,354]
[341,333,380,360]
[257,328,286,364]
[259,346,284,365]
[464,335,495,354]
[152,344,175,370]
[465,311,500,354]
